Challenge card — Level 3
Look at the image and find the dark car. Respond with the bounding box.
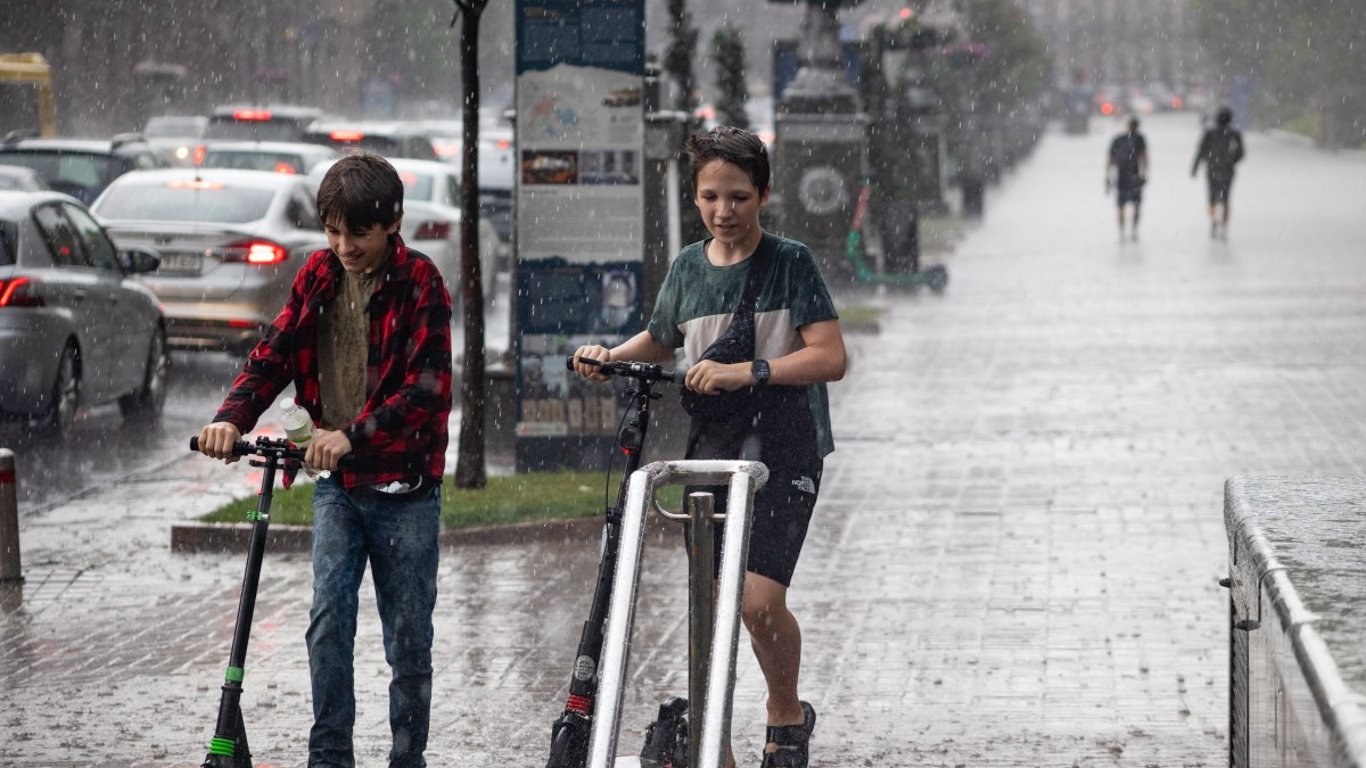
[0,135,171,205]
[302,120,440,161]
[200,141,339,175]
[205,104,327,143]
[92,168,329,353]
[0,190,167,438]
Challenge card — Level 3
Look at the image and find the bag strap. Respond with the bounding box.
[734,233,773,318]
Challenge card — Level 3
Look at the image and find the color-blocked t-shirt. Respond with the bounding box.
[647,232,839,457]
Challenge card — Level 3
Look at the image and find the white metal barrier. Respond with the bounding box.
[586,459,768,768]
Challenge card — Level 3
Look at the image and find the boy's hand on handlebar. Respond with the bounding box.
[684,360,753,395]
[198,422,243,463]
[571,345,612,382]
[306,429,353,473]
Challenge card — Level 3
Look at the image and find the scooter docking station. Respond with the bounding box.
[588,459,768,768]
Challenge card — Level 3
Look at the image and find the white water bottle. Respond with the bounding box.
[279,397,328,478]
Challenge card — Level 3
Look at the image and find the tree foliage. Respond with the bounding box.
[1193,0,1366,147]
[664,0,699,112]
[711,25,750,130]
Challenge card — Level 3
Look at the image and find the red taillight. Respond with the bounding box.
[1100,102,1115,115]
[330,130,365,142]
[495,138,511,151]
[1172,96,1184,109]
[221,240,289,266]
[273,162,299,175]
[412,221,452,240]
[193,144,207,166]
[0,277,43,307]
[233,109,272,121]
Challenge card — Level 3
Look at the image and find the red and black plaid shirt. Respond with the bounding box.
[214,236,453,488]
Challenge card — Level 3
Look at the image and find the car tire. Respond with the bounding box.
[119,327,169,423]
[40,344,80,440]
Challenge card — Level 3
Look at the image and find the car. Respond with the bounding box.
[0,134,171,205]
[0,190,167,438]
[416,120,515,250]
[301,120,441,161]
[91,168,329,354]
[308,157,500,307]
[200,141,339,175]
[0,165,47,191]
[205,104,327,142]
[143,115,208,166]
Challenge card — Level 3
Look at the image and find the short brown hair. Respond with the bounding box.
[683,125,770,194]
[316,150,404,232]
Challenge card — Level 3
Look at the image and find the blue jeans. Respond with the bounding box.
[307,476,440,768]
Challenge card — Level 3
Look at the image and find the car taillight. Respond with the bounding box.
[193,143,207,166]
[273,162,298,174]
[221,240,289,266]
[233,109,272,121]
[330,130,365,142]
[0,276,43,307]
[412,221,452,240]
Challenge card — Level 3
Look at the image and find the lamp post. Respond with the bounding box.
[770,0,868,282]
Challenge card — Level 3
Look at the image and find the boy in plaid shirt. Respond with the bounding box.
[197,150,452,768]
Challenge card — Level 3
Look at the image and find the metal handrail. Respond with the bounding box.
[587,460,769,768]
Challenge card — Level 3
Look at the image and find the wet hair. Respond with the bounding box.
[1216,106,1233,126]
[683,125,770,193]
[316,150,404,233]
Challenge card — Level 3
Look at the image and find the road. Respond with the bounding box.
[3,111,1365,766]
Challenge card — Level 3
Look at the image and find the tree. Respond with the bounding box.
[663,0,699,113]
[450,0,489,489]
[711,24,750,130]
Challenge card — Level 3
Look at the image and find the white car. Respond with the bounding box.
[310,157,500,308]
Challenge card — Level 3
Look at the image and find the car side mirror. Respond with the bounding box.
[119,246,162,274]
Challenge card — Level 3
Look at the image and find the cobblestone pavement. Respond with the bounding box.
[3,112,1366,767]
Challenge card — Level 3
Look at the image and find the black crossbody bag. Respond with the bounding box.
[680,239,781,423]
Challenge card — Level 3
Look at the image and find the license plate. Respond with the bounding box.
[157,251,203,275]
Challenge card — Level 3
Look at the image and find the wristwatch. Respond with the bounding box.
[751,359,771,386]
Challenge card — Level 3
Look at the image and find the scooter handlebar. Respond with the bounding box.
[190,435,357,469]
[566,355,685,385]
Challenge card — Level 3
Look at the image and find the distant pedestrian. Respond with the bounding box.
[571,125,846,768]
[195,150,453,768]
[1191,106,1245,239]
[1107,117,1148,241]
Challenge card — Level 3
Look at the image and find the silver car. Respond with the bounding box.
[201,141,339,176]
[0,190,167,438]
[92,168,329,353]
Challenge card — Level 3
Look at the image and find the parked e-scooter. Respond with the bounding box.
[187,435,348,768]
[546,356,683,768]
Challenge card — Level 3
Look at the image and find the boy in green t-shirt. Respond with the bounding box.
[571,126,846,768]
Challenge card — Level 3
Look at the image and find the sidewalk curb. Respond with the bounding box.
[169,513,676,554]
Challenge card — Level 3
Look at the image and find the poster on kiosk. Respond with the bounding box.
[514,0,646,470]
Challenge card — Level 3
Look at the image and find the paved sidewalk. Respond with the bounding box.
[3,112,1366,767]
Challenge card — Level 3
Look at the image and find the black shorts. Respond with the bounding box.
[1207,174,1233,205]
[684,461,823,588]
[1116,174,1144,205]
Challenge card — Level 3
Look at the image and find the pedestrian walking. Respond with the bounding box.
[1191,106,1246,240]
[570,125,846,768]
[195,150,453,768]
[1107,117,1149,241]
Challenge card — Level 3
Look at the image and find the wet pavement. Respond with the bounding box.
[3,112,1366,767]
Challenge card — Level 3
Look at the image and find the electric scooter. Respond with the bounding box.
[546,356,683,768]
[845,184,949,291]
[187,435,346,768]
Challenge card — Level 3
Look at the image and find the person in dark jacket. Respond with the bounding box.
[1107,117,1148,241]
[1192,106,1246,240]
[196,150,453,768]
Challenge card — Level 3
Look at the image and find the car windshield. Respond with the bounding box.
[396,171,434,201]
[145,117,204,138]
[0,151,111,192]
[203,150,310,174]
[205,116,307,142]
[95,182,276,223]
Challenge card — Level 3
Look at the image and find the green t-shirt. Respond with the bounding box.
[647,232,839,457]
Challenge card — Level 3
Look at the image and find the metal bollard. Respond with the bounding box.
[686,491,717,768]
[0,448,21,584]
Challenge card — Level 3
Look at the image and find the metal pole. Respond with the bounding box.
[686,491,717,768]
[0,448,21,584]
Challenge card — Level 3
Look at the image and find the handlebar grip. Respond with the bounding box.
[189,436,268,457]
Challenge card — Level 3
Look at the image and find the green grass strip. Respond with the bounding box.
[201,470,683,530]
